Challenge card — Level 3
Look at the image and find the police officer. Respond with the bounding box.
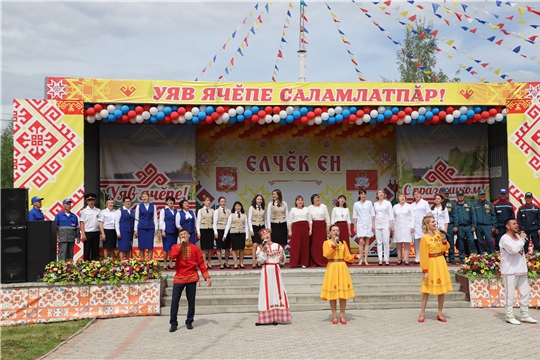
[517,192,540,253]
[493,188,515,251]
[54,199,80,260]
[473,189,496,254]
[441,188,456,263]
[80,193,102,261]
[28,196,45,221]
[453,190,477,264]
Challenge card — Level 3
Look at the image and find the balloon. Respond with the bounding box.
[228,109,237,117]
[185,111,193,120]
[452,110,461,118]
[100,109,109,118]
[87,116,96,124]
[307,111,315,120]
[356,110,364,118]
[459,106,468,114]
[258,110,266,118]
[336,114,343,122]
[259,117,266,125]
[272,114,280,123]
[418,107,426,115]
[432,115,440,124]
[404,107,412,115]
[192,117,200,124]
[314,116,322,125]
[481,111,489,119]
[192,107,199,116]
[487,117,495,125]
[328,116,335,125]
[466,110,474,118]
[157,111,165,121]
[370,110,378,118]
[377,114,384,122]
[425,111,433,120]
[94,104,103,112]
[392,107,399,114]
[446,114,453,123]
[251,106,260,113]
[495,113,503,122]
[474,106,482,114]
[237,114,245,122]
[236,106,245,115]
[502,109,507,116]
[272,106,280,114]
[157,104,165,111]
[136,115,144,123]
[286,114,294,123]
[211,112,220,121]
[404,115,412,124]
[438,111,447,119]
[418,115,425,123]
[328,108,336,116]
[432,107,439,115]
[300,107,308,116]
[286,106,294,114]
[134,106,143,115]
[411,111,419,119]
[335,106,343,114]
[216,106,225,115]
[177,107,186,116]
[252,115,259,122]
[356,118,363,125]
[391,115,398,123]
[142,111,151,120]
[178,116,186,124]
[342,109,350,118]
[114,109,123,119]
[293,110,301,119]
[377,106,386,113]
[197,112,205,120]
[199,105,207,114]
[397,111,406,119]
[108,114,117,122]
[149,107,158,116]
[459,114,467,123]
[164,107,172,115]
[363,114,371,123]
[314,108,322,116]
[150,115,158,123]
[397,119,404,126]
[489,108,497,116]
[107,104,116,113]
[321,112,329,121]
[205,106,214,115]
[244,110,253,118]
[86,108,96,117]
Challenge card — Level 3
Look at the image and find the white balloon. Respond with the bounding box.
[191,107,199,116]
[404,115,412,124]
[87,116,96,123]
[335,106,343,114]
[157,104,165,111]
[321,112,329,121]
[179,116,186,124]
[377,106,386,113]
[286,106,294,114]
[199,105,206,113]
[265,115,272,123]
[215,118,223,125]
[149,107,158,116]
[370,110,378,118]
[452,110,461,118]
[172,119,179,124]
[480,118,487,123]
[95,113,102,121]
[487,117,496,125]
[397,119,404,126]
[293,105,300,111]
[356,118,363,125]
[221,113,230,122]
[136,115,144,123]
[411,111,419,119]
[100,109,109,118]
[228,109,236,117]
[236,106,244,115]
[328,108,336,116]
[279,110,287,119]
[115,103,123,110]
[446,115,454,123]
[258,118,265,125]
[142,111,151,120]
[459,106,468,114]
[107,105,116,113]
[129,118,137,124]
[495,113,503,122]
[314,116,322,125]
[502,108,507,116]
[308,119,315,126]
[184,112,193,120]
[272,114,280,123]
[418,107,426,115]
[425,106,432,111]
[363,114,371,123]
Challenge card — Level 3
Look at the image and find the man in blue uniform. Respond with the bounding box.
[517,192,539,253]
[453,190,477,264]
[473,189,496,253]
[493,188,515,251]
[28,196,45,221]
[441,188,456,263]
[54,199,80,261]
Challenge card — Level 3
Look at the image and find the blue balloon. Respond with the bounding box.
[164,107,172,115]
[229,117,237,124]
[432,107,440,114]
[121,105,130,114]
[198,112,206,120]
[300,107,308,116]
[411,119,417,125]
[336,114,343,122]
[157,112,165,120]
[418,115,426,123]
[102,116,109,123]
[192,118,199,124]
[150,116,158,123]
[369,118,377,125]
[425,111,433,120]
[459,115,467,123]
[114,109,122,119]
[292,110,301,119]
[384,110,392,118]
[244,110,252,118]
[286,114,294,123]
[328,116,336,124]
[342,110,350,118]
[377,114,384,122]
[466,110,474,118]
[129,104,136,110]
[144,119,150,124]
[349,106,357,114]
[186,119,193,125]
[453,118,459,125]
[474,106,482,114]
[280,119,286,125]
[237,114,244,122]
[206,106,214,115]
[171,105,178,111]
[307,106,315,111]
[84,103,91,109]
[392,107,399,114]
[251,106,259,113]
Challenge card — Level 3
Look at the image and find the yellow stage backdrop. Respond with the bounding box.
[46,77,524,106]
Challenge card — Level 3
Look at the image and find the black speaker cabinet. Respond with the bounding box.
[26,221,57,282]
[1,188,29,227]
[1,228,27,283]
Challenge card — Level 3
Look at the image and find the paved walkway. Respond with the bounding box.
[46,307,540,359]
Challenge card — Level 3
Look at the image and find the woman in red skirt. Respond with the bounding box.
[331,195,351,250]
[308,193,330,267]
[287,195,312,268]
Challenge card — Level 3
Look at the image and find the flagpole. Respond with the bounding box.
[298,0,307,82]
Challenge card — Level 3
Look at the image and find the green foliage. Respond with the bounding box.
[447,146,487,175]
[1,122,14,188]
[396,20,460,83]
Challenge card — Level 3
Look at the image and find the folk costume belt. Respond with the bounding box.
[429,252,444,258]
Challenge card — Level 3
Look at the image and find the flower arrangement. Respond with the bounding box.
[458,252,540,281]
[42,258,163,285]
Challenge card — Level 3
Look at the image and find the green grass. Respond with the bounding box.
[1,319,91,360]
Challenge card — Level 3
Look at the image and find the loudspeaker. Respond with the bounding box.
[27,221,57,282]
[1,228,27,283]
[1,188,29,227]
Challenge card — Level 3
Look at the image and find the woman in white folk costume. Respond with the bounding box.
[159,196,178,270]
[410,190,432,264]
[256,228,291,326]
[248,194,267,269]
[267,189,289,248]
[308,194,331,267]
[353,189,375,266]
[196,197,215,268]
[374,189,394,266]
[288,195,312,268]
[392,193,415,265]
[224,201,249,269]
[99,199,117,259]
[213,197,231,269]
[331,195,351,250]
[431,194,450,238]
[134,191,158,260]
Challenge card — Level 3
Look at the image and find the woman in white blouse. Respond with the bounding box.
[308,194,330,267]
[267,189,289,248]
[374,189,394,266]
[431,194,450,235]
[392,193,415,266]
[288,196,312,268]
[99,199,117,259]
[331,195,351,250]
[224,201,249,269]
[248,194,267,269]
[353,189,375,266]
[410,190,432,264]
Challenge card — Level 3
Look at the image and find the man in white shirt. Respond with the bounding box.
[500,218,537,325]
[80,193,102,261]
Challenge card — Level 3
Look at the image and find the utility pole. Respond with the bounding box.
[298,0,307,82]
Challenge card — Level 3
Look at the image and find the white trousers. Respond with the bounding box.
[414,238,421,262]
[375,227,390,262]
[504,274,530,318]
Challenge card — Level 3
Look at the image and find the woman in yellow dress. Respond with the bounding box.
[418,215,453,323]
[320,224,358,325]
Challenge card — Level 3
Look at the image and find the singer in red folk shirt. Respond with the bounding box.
[169,229,212,332]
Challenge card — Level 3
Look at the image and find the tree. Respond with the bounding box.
[396,20,460,83]
[1,122,14,188]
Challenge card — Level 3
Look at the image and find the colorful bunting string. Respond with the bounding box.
[300,0,309,47]
[271,2,294,82]
[325,1,365,81]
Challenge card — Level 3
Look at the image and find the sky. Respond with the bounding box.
[2,0,540,126]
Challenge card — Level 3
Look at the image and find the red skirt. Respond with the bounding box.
[310,220,327,267]
[289,221,310,267]
[335,221,350,250]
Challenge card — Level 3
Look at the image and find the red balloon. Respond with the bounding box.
[383,118,391,125]
[342,118,350,124]
[121,115,129,123]
[206,115,213,124]
[321,106,329,113]
[307,111,315,120]
[432,115,440,124]
[216,106,225,115]
[474,114,481,122]
[211,112,220,121]
[481,111,490,119]
[257,110,265,119]
[356,110,364,118]
[424,119,432,125]
[273,106,281,114]
[349,114,357,122]
[314,108,322,116]
[223,105,230,112]
[135,106,143,115]
[489,108,497,116]
[391,115,398,123]
[185,106,193,112]
[404,107,412,115]
[128,110,136,119]
[244,117,251,124]
[363,106,371,113]
[177,107,186,116]
[143,104,151,111]
[466,118,473,125]
[265,106,273,114]
[495,106,503,113]
[438,111,446,119]
[165,116,172,124]
[446,106,454,114]
[252,115,259,122]
[294,119,301,125]
[86,108,96,116]
[170,111,179,120]
[93,104,103,112]
[301,116,308,124]
[397,111,406,119]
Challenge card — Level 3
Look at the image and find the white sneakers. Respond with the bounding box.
[506,317,521,325]
[520,316,538,324]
